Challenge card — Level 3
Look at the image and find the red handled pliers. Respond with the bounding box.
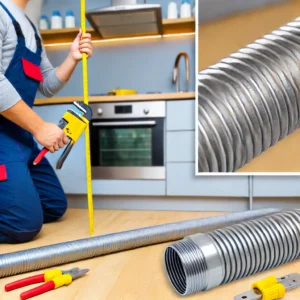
[5,267,89,300]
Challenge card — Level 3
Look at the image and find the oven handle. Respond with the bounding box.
[91,121,156,127]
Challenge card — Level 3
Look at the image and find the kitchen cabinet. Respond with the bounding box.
[167,163,249,197]
[33,105,88,194]
[167,131,195,163]
[166,100,249,197]
[252,176,300,197]
[91,180,165,196]
[166,100,195,131]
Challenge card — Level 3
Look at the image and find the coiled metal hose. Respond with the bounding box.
[165,210,300,296]
[198,18,300,172]
[0,209,278,278]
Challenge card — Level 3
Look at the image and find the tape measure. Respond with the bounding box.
[80,0,94,235]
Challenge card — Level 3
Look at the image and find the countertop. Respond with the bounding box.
[0,209,299,299]
[198,0,300,172]
[34,92,195,106]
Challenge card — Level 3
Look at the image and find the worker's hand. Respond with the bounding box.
[34,122,69,153]
[70,29,93,62]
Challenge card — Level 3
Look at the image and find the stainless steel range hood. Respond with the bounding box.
[86,3,163,39]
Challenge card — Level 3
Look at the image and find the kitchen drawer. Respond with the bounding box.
[91,180,166,196]
[166,100,195,131]
[166,131,195,162]
[253,176,300,197]
[167,163,249,196]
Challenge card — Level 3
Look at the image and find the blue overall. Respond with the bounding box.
[0,2,67,244]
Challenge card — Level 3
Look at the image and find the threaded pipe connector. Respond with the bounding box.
[164,210,300,296]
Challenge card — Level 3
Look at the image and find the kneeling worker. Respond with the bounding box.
[0,0,93,243]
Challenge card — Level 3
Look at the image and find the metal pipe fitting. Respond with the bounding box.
[197,18,300,172]
[164,210,300,296]
[0,209,278,278]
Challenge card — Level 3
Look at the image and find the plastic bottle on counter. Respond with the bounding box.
[51,10,63,29]
[167,1,178,19]
[65,10,76,28]
[180,0,192,18]
[39,15,49,30]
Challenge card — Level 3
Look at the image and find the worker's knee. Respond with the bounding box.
[43,194,68,223]
[0,219,43,244]
[7,228,42,244]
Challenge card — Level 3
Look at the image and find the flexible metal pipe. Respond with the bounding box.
[0,208,279,278]
[198,18,300,172]
[164,210,300,296]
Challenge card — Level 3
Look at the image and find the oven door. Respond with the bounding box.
[90,117,165,180]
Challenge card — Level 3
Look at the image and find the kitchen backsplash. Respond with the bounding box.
[37,0,195,98]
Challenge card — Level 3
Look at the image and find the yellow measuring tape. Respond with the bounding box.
[80,0,94,235]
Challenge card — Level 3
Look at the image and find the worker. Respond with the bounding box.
[0,0,93,243]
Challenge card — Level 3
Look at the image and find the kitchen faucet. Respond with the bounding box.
[173,52,190,92]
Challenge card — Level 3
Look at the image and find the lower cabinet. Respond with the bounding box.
[167,163,249,197]
[166,131,195,163]
[33,105,88,194]
[91,180,166,196]
[252,176,300,197]
[35,103,300,199]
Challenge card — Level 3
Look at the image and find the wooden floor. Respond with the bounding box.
[0,209,299,299]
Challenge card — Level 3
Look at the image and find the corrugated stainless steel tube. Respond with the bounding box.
[0,209,278,278]
[164,210,300,296]
[198,18,300,172]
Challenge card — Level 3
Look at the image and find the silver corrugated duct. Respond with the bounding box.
[198,18,300,172]
[0,208,279,278]
[164,210,300,296]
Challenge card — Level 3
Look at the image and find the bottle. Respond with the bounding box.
[65,10,76,28]
[167,1,178,19]
[51,10,63,29]
[39,15,49,30]
[180,0,191,18]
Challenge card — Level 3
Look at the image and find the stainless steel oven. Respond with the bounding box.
[89,101,165,180]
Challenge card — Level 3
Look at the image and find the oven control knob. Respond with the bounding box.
[97,108,103,115]
[144,108,149,115]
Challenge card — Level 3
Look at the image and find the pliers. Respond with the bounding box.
[5,267,89,300]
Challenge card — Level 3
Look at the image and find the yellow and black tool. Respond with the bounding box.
[33,101,93,169]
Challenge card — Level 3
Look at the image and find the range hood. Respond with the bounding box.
[86,3,163,39]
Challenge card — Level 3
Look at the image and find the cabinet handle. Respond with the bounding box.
[92,121,156,127]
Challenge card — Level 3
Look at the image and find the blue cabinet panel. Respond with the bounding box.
[167,163,249,196]
[166,131,195,162]
[166,100,195,131]
[33,105,87,194]
[92,180,166,196]
[253,176,300,197]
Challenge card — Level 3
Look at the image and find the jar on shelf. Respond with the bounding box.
[65,10,76,28]
[51,10,63,29]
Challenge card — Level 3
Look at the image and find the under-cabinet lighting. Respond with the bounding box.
[44,32,195,48]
